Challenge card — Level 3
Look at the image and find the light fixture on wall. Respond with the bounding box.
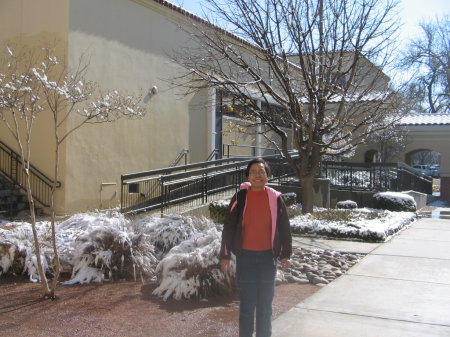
[149,86,158,96]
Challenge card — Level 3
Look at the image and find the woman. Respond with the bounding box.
[220,158,292,337]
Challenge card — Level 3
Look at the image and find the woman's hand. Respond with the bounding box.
[220,259,230,274]
[280,258,291,270]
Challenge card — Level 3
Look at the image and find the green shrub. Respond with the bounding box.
[287,205,303,219]
[373,192,416,212]
[282,192,297,206]
[209,200,229,223]
[336,200,358,209]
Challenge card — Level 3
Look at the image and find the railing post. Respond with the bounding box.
[203,172,207,204]
[350,165,353,191]
[160,175,165,217]
[120,175,124,212]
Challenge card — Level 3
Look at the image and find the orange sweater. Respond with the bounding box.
[242,189,272,251]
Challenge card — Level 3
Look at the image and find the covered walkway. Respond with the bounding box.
[400,114,450,200]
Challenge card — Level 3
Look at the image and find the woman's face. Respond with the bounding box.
[247,162,268,191]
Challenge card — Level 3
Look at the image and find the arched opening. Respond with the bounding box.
[405,149,441,196]
[364,149,379,163]
[405,149,440,167]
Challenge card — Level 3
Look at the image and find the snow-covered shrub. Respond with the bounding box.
[336,200,358,209]
[0,239,21,275]
[56,211,129,275]
[287,204,303,218]
[282,192,297,206]
[24,249,50,282]
[127,215,199,253]
[209,200,229,223]
[129,233,159,281]
[153,227,235,300]
[291,208,416,242]
[63,227,134,284]
[0,222,53,281]
[373,192,417,212]
[62,224,159,285]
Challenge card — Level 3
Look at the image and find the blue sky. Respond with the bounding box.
[177,0,449,44]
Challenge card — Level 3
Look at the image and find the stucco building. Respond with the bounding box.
[1,0,291,214]
[1,0,447,216]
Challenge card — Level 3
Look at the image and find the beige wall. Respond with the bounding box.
[351,124,450,200]
[0,0,69,213]
[0,0,69,39]
[62,0,212,212]
[1,0,213,213]
[221,116,293,158]
[402,125,450,200]
[1,0,297,214]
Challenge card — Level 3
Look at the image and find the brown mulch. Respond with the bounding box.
[0,275,320,337]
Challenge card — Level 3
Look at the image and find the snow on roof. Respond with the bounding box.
[151,0,203,21]
[400,113,450,125]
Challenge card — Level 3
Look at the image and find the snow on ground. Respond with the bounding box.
[0,212,229,299]
[290,208,416,242]
[0,207,416,298]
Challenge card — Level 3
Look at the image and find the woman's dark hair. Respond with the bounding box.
[245,158,272,177]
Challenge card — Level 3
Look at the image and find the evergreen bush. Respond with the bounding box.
[336,200,358,209]
[282,192,297,206]
[373,192,417,212]
[209,200,229,223]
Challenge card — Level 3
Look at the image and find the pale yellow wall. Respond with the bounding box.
[351,125,450,179]
[188,89,212,163]
[0,0,68,39]
[63,0,209,212]
[221,117,257,157]
[0,0,69,213]
[221,116,293,157]
[401,125,450,176]
[1,0,296,214]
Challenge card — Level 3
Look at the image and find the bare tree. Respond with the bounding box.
[402,14,450,114]
[171,0,403,213]
[0,43,147,298]
[412,151,440,166]
[365,124,407,163]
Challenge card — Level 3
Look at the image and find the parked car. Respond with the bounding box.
[430,164,440,178]
[412,165,435,177]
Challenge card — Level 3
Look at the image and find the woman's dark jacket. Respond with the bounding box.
[219,183,292,260]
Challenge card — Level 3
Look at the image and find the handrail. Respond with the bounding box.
[0,140,61,207]
[122,156,250,181]
[222,143,280,158]
[120,154,296,214]
[206,149,219,161]
[121,155,432,215]
[321,160,432,194]
[169,149,189,167]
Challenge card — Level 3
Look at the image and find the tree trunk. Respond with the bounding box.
[301,176,314,214]
[48,144,61,298]
[24,170,51,295]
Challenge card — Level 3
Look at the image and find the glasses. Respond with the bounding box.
[249,170,267,176]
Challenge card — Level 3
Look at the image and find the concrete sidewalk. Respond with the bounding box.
[273,215,450,337]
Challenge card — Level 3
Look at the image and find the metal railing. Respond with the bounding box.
[120,155,297,215]
[0,140,60,207]
[169,149,189,167]
[321,161,432,194]
[222,143,280,158]
[206,149,219,161]
[121,156,433,216]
